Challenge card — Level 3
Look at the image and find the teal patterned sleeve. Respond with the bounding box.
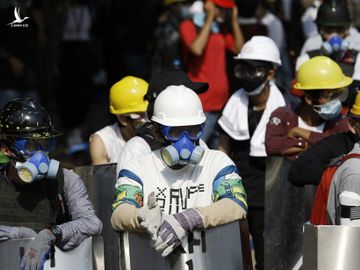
[212,165,247,211]
[112,169,144,211]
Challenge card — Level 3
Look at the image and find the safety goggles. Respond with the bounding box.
[234,65,269,80]
[317,88,348,103]
[160,125,204,141]
[126,113,148,129]
[14,138,57,155]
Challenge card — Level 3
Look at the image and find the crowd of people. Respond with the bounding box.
[1,0,360,269]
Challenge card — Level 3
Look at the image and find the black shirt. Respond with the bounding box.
[288,132,358,187]
[221,107,265,208]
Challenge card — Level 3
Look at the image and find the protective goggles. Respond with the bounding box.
[126,113,148,129]
[160,125,204,141]
[317,88,348,103]
[234,65,269,80]
[14,138,57,155]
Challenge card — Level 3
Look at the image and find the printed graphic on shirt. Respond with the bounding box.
[156,184,205,214]
[270,116,281,125]
[213,172,247,211]
[112,184,143,211]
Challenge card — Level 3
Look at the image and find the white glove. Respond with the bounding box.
[137,192,162,240]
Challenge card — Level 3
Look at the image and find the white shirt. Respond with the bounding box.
[94,123,126,164]
[116,149,246,215]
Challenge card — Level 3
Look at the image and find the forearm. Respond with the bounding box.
[56,213,102,250]
[111,204,143,233]
[196,198,246,229]
[231,18,243,54]
[266,136,305,156]
[189,14,214,56]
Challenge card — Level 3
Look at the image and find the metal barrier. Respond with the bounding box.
[303,224,360,270]
[74,164,119,270]
[0,236,103,269]
[119,220,252,270]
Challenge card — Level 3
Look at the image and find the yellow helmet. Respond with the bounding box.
[109,76,149,115]
[294,56,352,90]
[350,91,360,117]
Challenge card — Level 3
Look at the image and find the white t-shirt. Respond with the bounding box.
[94,123,126,164]
[298,116,325,133]
[114,149,247,215]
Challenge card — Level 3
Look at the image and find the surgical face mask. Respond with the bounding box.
[15,151,60,183]
[322,34,348,55]
[13,138,59,183]
[193,12,220,33]
[313,98,342,120]
[160,125,205,167]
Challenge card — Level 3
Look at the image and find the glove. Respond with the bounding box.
[154,208,204,257]
[137,192,162,240]
[20,229,55,270]
[0,226,37,240]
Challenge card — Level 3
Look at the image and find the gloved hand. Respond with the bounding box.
[20,229,55,270]
[154,208,204,257]
[0,226,37,240]
[137,192,162,240]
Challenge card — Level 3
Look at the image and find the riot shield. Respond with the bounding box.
[264,157,304,270]
[119,220,252,270]
[0,236,103,269]
[74,164,119,270]
[303,224,360,270]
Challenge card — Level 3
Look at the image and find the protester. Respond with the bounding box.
[111,86,247,257]
[0,98,102,270]
[89,76,149,165]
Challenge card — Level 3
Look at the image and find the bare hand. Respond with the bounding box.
[8,56,25,77]
[204,1,216,17]
[287,127,310,141]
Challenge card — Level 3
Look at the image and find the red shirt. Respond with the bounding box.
[180,20,234,112]
[265,106,349,160]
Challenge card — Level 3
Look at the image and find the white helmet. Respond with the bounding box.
[234,36,282,66]
[152,85,206,127]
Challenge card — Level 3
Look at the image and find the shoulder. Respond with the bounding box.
[202,149,235,169]
[122,136,152,159]
[180,19,195,31]
[94,123,118,137]
[269,106,293,120]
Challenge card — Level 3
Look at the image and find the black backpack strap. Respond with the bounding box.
[47,166,71,225]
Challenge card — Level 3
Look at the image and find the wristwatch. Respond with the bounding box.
[50,226,62,241]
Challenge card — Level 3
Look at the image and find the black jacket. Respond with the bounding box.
[288,132,358,186]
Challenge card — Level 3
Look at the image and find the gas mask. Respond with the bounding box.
[313,98,342,120]
[160,125,205,167]
[321,34,349,55]
[13,138,59,183]
[234,63,270,95]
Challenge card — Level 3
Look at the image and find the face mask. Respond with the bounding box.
[193,12,220,33]
[239,77,268,95]
[322,34,348,54]
[15,151,59,183]
[313,98,342,120]
[160,125,205,167]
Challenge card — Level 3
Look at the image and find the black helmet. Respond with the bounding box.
[0,98,61,140]
[316,0,351,27]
